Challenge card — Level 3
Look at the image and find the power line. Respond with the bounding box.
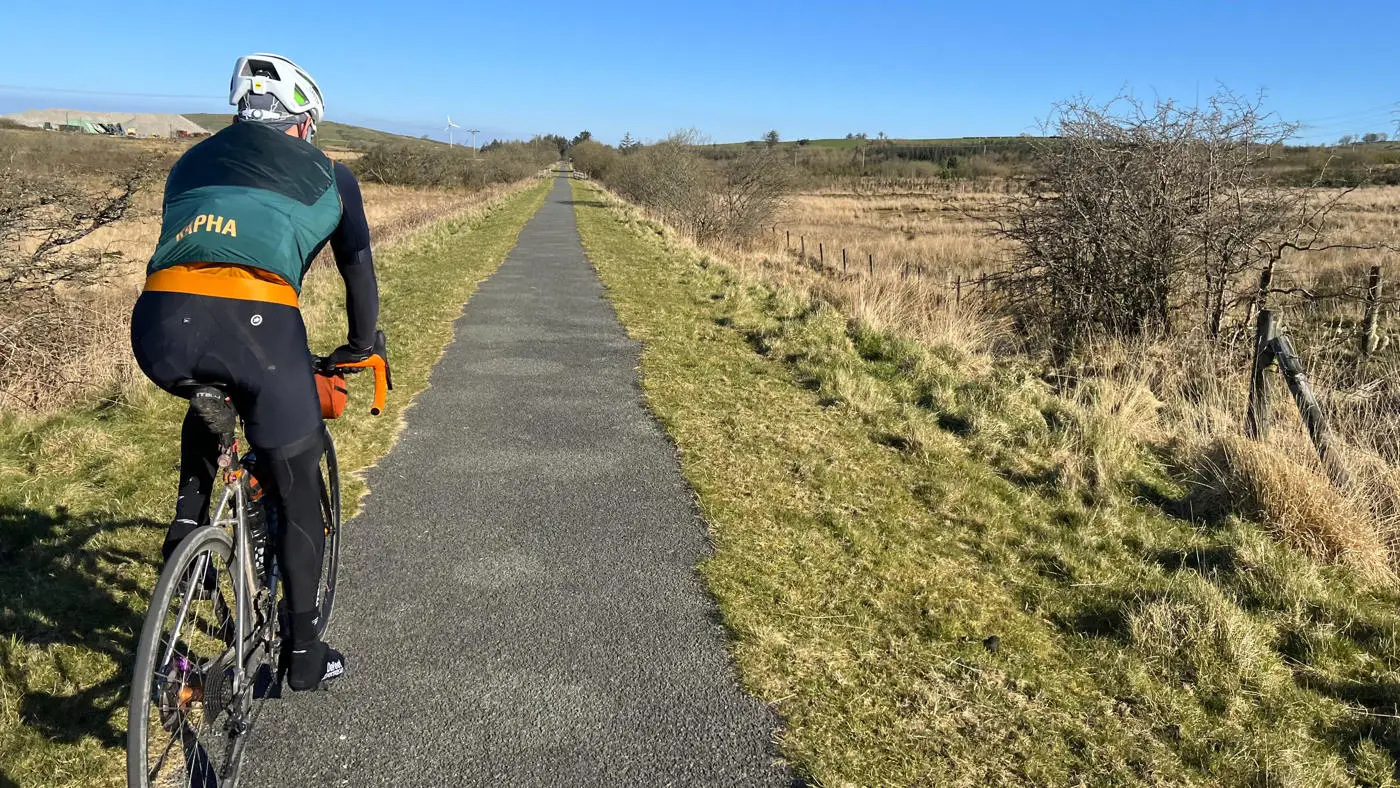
[1296,101,1400,125]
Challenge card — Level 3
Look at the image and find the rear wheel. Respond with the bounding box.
[316,423,341,637]
[128,526,245,788]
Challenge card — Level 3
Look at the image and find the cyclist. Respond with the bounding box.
[131,53,377,691]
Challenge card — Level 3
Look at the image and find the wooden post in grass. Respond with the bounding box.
[1245,309,1276,440]
[819,243,824,266]
[956,275,962,305]
[842,248,847,273]
[786,230,790,249]
[868,253,874,276]
[801,236,805,260]
[1362,264,1383,356]
[1270,332,1350,487]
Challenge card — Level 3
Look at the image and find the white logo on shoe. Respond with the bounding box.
[251,314,263,326]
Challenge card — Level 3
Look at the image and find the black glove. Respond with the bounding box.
[327,343,373,367]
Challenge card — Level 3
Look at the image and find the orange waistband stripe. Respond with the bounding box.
[144,264,298,308]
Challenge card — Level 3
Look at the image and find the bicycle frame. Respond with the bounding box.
[170,455,277,706]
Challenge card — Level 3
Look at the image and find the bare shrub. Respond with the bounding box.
[0,160,157,409]
[997,90,1354,344]
[568,139,617,181]
[354,139,557,190]
[603,131,792,246]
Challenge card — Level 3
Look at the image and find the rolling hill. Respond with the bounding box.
[183,113,445,150]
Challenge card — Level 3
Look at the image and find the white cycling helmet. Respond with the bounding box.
[229,53,325,127]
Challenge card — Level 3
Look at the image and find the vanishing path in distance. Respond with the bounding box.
[246,176,789,786]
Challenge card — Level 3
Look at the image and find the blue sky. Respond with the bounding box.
[2,0,1396,146]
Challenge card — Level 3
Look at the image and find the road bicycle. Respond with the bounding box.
[126,331,391,788]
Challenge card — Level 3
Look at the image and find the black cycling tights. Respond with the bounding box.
[166,415,327,648]
[134,290,328,648]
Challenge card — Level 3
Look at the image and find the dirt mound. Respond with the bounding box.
[1,109,208,137]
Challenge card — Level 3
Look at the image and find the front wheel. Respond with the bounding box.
[127,526,243,788]
[316,423,341,637]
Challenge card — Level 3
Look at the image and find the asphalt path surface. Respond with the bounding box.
[245,177,790,786]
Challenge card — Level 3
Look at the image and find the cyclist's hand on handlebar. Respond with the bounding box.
[327,343,373,368]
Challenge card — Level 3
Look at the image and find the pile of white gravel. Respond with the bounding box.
[1,109,209,137]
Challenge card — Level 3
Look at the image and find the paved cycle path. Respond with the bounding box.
[247,177,790,786]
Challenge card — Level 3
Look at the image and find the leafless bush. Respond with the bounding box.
[996,90,1358,345]
[0,160,156,409]
[354,139,558,190]
[602,131,792,246]
[568,139,618,181]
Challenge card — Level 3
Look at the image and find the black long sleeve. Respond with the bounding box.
[330,161,378,350]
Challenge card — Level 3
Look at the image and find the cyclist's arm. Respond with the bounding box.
[329,161,379,352]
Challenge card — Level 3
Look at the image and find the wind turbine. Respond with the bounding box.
[444,115,460,146]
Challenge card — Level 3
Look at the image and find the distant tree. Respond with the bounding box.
[764,130,780,147]
[1362,132,1389,144]
[619,132,639,152]
[878,131,887,140]
[846,131,867,140]
[1338,134,1356,146]
[571,130,593,147]
[542,134,571,155]
[797,139,810,146]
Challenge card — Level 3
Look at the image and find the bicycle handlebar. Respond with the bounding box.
[314,330,393,415]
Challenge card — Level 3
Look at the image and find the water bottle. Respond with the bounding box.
[241,452,270,578]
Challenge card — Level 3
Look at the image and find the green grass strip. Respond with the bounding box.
[0,179,549,787]
[570,178,1400,787]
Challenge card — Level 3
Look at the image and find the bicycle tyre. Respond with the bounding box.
[127,525,241,788]
[316,422,341,637]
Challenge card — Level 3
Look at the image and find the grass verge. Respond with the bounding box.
[570,177,1400,787]
[0,178,550,787]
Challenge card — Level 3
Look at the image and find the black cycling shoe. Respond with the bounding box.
[287,641,346,691]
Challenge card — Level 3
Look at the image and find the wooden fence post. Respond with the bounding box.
[1245,309,1276,440]
[842,248,847,273]
[1362,264,1382,356]
[801,236,805,259]
[868,254,874,276]
[819,243,824,265]
[786,230,790,249]
[956,275,962,305]
[1270,333,1349,487]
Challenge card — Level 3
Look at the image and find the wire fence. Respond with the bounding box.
[766,225,1005,307]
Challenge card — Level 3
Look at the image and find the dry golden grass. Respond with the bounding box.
[4,178,520,414]
[1194,435,1394,581]
[772,190,1006,281]
[656,179,1400,578]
